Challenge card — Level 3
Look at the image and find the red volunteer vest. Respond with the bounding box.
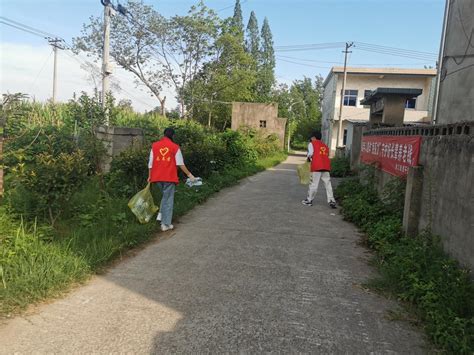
[310,140,331,172]
[150,137,180,184]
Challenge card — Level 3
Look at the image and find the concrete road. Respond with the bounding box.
[0,154,427,354]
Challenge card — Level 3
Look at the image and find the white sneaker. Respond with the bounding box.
[157,212,162,221]
[161,224,174,232]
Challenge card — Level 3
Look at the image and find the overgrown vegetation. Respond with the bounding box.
[330,156,352,178]
[0,92,286,317]
[335,174,474,354]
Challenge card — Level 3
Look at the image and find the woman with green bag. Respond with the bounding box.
[148,128,196,231]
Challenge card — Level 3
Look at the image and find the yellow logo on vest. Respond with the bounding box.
[156,147,171,162]
[319,147,327,155]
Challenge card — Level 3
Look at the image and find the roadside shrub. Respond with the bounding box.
[336,178,474,353]
[3,126,76,169]
[250,132,281,158]
[330,156,352,177]
[221,129,257,166]
[290,139,307,151]
[107,147,149,197]
[8,151,89,225]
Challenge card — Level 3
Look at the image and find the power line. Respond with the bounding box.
[275,42,346,52]
[355,42,437,57]
[277,55,343,64]
[275,41,438,61]
[0,16,62,40]
[276,57,332,69]
[442,63,474,81]
[28,50,54,92]
[0,21,47,38]
[277,54,432,67]
[216,0,248,12]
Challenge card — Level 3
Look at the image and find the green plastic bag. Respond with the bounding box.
[128,183,159,224]
[297,162,311,185]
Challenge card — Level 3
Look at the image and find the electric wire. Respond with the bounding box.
[277,54,433,67]
[28,49,54,92]
[216,0,248,12]
[0,16,60,39]
[0,20,48,38]
[276,57,332,69]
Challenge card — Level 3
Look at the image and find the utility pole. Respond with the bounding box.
[101,0,114,125]
[49,38,63,103]
[336,42,354,148]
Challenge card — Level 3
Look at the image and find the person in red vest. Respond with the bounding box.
[301,131,337,209]
[148,128,196,231]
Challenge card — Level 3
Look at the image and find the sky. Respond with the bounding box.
[0,0,446,112]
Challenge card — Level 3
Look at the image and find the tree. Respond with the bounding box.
[184,19,256,129]
[232,0,244,38]
[258,17,275,101]
[74,1,169,115]
[271,76,324,148]
[74,1,219,117]
[245,11,259,62]
[160,1,219,117]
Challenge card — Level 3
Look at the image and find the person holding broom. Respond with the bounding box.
[301,131,337,209]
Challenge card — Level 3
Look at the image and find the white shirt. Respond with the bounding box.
[148,149,184,168]
[307,142,314,158]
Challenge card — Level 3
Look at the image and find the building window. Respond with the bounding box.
[405,98,417,109]
[343,90,358,106]
[343,129,348,146]
[259,120,267,128]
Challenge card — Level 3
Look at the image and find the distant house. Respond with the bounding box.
[321,67,437,153]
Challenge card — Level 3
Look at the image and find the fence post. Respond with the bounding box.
[403,165,424,237]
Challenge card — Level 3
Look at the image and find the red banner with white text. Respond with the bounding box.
[361,136,421,177]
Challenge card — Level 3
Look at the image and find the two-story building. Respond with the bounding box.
[321,67,437,153]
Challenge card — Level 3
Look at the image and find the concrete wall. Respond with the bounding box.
[231,102,287,148]
[323,72,434,153]
[436,0,474,124]
[417,135,474,271]
[95,126,144,173]
[357,123,474,272]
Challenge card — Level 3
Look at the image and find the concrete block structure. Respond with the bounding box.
[361,88,423,126]
[231,102,287,148]
[95,126,144,173]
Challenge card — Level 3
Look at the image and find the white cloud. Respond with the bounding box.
[0,42,177,113]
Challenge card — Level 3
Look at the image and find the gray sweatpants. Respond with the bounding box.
[307,172,335,203]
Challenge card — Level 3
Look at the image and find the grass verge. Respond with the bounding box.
[0,151,287,318]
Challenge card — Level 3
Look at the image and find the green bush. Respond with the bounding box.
[8,151,89,224]
[290,139,307,151]
[107,147,149,197]
[330,156,352,177]
[336,178,474,353]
